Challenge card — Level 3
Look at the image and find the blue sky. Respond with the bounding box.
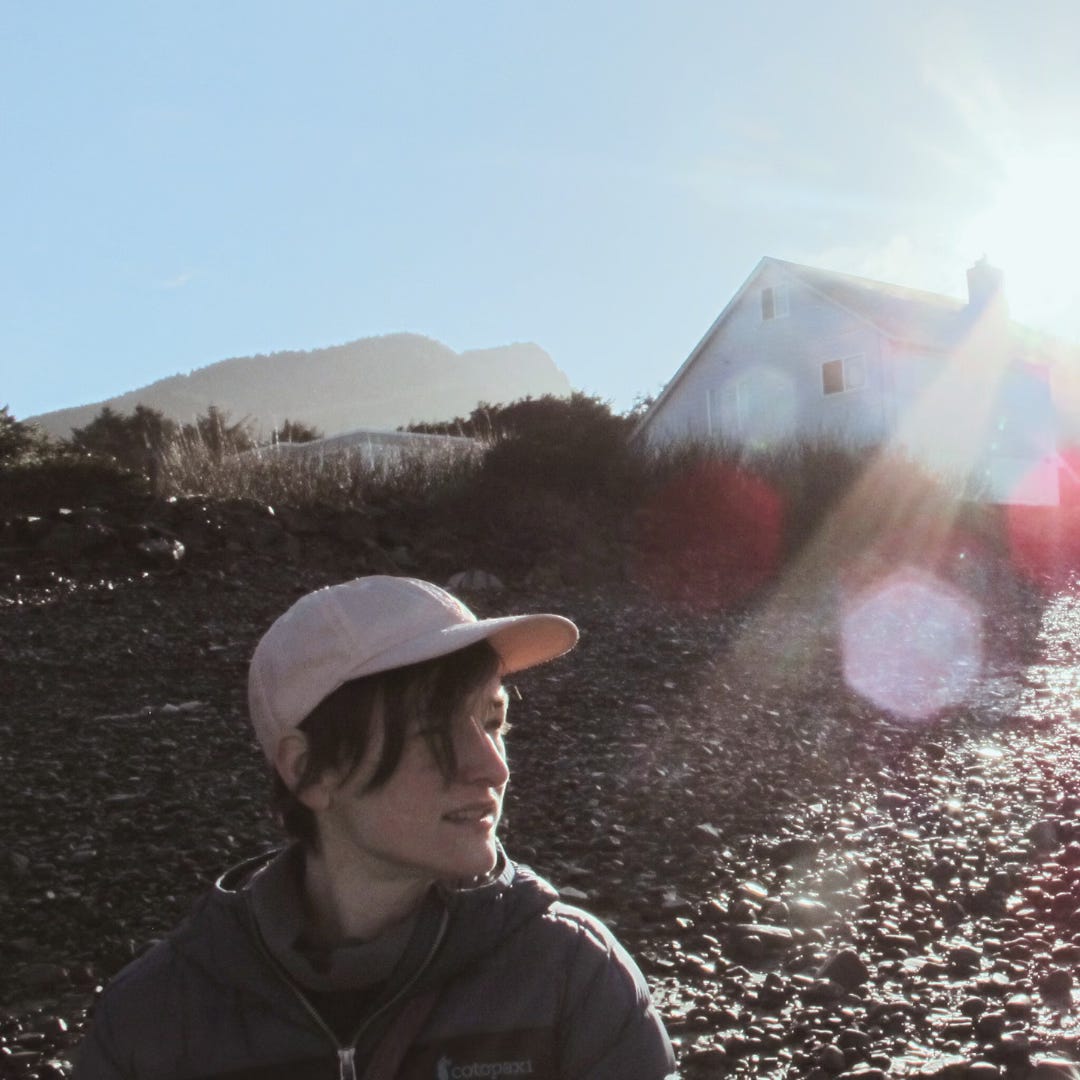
[4,1,1080,420]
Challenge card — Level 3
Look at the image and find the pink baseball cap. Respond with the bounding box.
[248,575,578,760]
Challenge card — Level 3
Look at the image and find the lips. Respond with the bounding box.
[442,801,499,824]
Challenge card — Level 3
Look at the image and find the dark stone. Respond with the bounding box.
[1040,968,1073,996]
[817,948,870,990]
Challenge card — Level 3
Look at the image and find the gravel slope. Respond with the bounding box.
[4,551,1080,1079]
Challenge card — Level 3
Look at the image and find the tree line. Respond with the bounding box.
[0,404,322,472]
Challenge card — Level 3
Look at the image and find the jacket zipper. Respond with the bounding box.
[248,903,449,1074]
[338,1046,357,1080]
[346,907,449,1048]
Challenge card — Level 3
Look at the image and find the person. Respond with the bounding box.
[76,575,676,1080]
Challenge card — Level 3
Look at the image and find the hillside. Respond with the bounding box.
[28,333,572,439]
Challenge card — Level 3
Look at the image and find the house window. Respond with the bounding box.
[709,368,796,446]
[761,285,790,321]
[822,356,865,395]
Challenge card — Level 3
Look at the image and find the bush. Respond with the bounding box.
[0,454,145,512]
[176,406,254,463]
[0,405,47,464]
[410,393,637,497]
[269,419,323,445]
[626,435,1010,608]
[66,405,177,475]
[633,453,784,606]
[755,438,869,557]
[406,394,643,579]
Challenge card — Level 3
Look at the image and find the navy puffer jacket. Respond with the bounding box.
[75,851,675,1080]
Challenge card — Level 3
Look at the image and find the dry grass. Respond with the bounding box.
[156,436,483,509]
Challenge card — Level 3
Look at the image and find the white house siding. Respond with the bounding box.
[980,365,1059,504]
[645,266,889,450]
[882,343,1059,504]
[250,429,481,468]
[642,257,1066,505]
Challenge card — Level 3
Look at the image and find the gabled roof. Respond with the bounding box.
[773,257,970,351]
[633,256,1068,441]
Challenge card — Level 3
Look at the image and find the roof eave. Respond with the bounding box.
[631,256,775,442]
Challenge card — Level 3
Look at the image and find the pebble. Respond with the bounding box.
[1040,968,1073,995]
[997,1030,1031,1063]
[974,1012,1008,1040]
[817,948,870,990]
[789,898,832,927]
[817,1044,846,1072]
[948,944,982,970]
[1005,993,1033,1018]
[1030,820,1060,850]
[1030,1058,1080,1079]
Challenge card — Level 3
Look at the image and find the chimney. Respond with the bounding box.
[966,255,1007,315]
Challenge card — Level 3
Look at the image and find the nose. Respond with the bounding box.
[454,719,510,788]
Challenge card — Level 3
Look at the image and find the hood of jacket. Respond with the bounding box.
[165,845,560,1018]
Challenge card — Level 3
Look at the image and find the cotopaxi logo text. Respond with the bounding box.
[436,1055,534,1080]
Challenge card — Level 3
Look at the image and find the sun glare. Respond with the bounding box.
[959,142,1080,333]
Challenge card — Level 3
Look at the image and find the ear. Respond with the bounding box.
[275,733,335,813]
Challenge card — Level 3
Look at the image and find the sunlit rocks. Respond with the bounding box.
[13,551,1080,1075]
[841,568,983,720]
[1030,1058,1080,1079]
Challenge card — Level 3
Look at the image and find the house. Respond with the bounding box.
[633,257,1068,505]
[250,428,481,468]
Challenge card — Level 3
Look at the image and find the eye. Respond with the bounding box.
[485,715,511,737]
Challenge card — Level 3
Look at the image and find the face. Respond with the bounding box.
[312,675,511,885]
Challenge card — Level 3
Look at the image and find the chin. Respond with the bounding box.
[443,842,499,882]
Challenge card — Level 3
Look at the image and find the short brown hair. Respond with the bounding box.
[269,639,501,848]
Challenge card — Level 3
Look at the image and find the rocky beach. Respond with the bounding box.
[4,496,1080,1078]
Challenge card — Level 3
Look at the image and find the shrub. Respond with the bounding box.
[754,437,869,557]
[66,405,177,475]
[627,435,1008,608]
[0,454,145,512]
[269,419,323,445]
[0,406,44,463]
[410,393,637,497]
[177,406,254,463]
[633,453,784,606]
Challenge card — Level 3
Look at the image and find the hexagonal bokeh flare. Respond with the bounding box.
[841,568,983,721]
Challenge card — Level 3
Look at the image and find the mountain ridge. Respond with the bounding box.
[29,332,573,439]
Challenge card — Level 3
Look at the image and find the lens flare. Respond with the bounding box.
[1007,448,1080,591]
[841,567,983,721]
[634,460,783,609]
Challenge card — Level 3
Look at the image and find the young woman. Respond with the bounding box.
[77,576,675,1080]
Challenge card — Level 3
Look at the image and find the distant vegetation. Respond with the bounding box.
[0,405,45,463]
[26,333,572,442]
[2,394,1075,601]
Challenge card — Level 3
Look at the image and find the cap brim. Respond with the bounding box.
[351,612,578,681]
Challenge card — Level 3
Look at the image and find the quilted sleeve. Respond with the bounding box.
[553,905,677,1080]
[73,992,133,1080]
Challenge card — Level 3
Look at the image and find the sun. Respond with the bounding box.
[958,141,1080,335]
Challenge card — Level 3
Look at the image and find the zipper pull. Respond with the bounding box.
[338,1046,358,1080]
